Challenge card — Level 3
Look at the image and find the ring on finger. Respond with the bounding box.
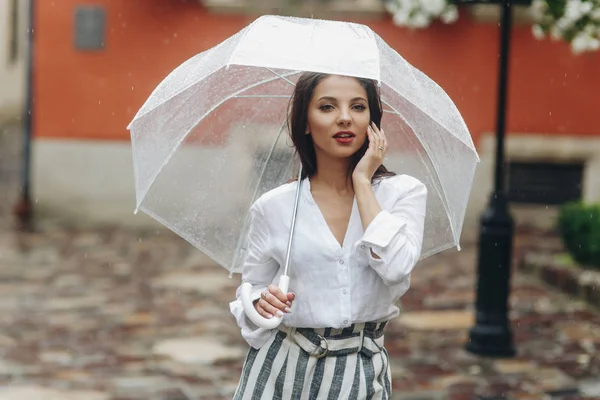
[261,292,268,301]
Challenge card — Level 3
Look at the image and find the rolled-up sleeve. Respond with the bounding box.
[229,201,279,349]
[359,177,427,286]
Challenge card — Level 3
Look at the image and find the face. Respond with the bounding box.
[306,75,371,160]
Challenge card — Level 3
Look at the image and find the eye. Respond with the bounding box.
[352,104,367,111]
[319,104,334,111]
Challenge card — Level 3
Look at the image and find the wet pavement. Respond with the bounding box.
[0,218,597,400]
[0,124,599,399]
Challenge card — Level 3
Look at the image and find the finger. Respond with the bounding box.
[370,121,379,134]
[367,125,376,151]
[371,123,383,149]
[267,286,291,312]
[382,129,389,153]
[255,301,274,319]
[268,285,290,306]
[370,126,383,154]
[371,122,382,139]
[378,128,387,154]
[261,298,285,317]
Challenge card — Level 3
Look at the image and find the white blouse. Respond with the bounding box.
[229,174,427,349]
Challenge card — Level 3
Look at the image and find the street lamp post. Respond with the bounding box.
[456,0,530,357]
[466,0,515,357]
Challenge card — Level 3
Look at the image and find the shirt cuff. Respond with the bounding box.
[361,210,408,248]
[229,287,272,349]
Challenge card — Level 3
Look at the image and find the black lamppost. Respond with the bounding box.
[14,0,35,230]
[456,0,530,357]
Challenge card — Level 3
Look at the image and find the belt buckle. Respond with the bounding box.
[312,333,329,359]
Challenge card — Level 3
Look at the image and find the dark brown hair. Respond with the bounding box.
[288,72,395,181]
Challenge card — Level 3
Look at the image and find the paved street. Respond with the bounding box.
[0,125,599,399]
[0,218,597,400]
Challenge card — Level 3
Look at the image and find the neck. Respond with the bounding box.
[310,153,354,194]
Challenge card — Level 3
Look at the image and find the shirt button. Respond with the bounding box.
[343,320,349,325]
[339,259,344,265]
[360,245,366,249]
[342,289,347,294]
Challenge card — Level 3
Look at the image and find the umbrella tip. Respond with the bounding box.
[133,208,139,215]
[457,244,462,251]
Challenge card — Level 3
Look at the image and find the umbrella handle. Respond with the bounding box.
[240,275,290,329]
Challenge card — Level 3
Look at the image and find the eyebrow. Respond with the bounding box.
[317,96,368,102]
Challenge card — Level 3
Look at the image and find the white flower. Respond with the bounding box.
[393,9,411,25]
[400,0,418,11]
[580,1,593,14]
[584,23,596,34]
[550,25,563,40]
[532,24,546,39]
[385,1,400,14]
[571,35,586,54]
[530,0,548,19]
[556,16,576,31]
[410,12,431,28]
[571,32,598,53]
[385,0,599,53]
[387,0,459,28]
[421,0,447,15]
[564,0,583,20]
[441,5,459,24]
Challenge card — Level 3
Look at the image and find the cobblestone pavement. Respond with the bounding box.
[0,129,599,399]
[0,219,597,400]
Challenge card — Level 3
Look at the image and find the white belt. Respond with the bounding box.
[277,325,385,359]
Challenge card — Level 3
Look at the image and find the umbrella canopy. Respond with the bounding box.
[127,15,479,273]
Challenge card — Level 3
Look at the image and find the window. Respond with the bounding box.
[507,161,584,205]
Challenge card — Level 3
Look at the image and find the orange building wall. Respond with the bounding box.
[34,0,600,143]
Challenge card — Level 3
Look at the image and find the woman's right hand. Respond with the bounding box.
[255,285,295,319]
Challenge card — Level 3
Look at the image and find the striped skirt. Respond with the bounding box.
[233,322,391,400]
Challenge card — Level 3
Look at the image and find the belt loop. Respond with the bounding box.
[288,327,297,345]
[281,326,298,345]
[358,329,364,353]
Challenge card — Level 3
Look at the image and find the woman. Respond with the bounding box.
[229,72,427,399]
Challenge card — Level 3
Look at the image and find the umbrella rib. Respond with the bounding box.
[381,99,400,115]
[265,68,298,87]
[136,70,300,207]
[383,100,459,246]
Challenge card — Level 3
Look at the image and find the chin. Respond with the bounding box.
[332,147,360,159]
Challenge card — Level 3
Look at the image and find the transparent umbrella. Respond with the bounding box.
[127,15,479,328]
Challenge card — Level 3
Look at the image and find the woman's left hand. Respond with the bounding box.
[353,122,388,183]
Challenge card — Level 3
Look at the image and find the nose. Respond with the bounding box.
[337,108,351,126]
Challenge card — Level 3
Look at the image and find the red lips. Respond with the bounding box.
[332,131,356,138]
[333,131,356,145]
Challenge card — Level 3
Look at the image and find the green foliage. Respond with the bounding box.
[557,201,600,269]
